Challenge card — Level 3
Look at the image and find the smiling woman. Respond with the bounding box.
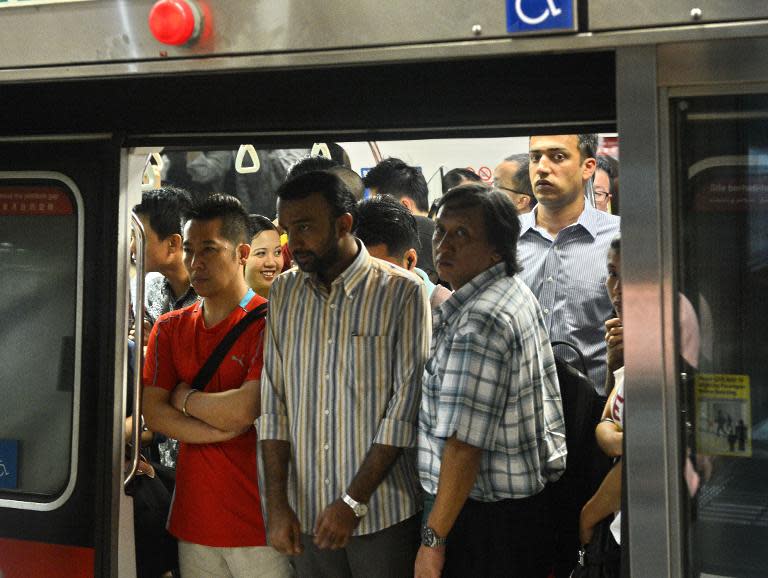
[245,215,284,299]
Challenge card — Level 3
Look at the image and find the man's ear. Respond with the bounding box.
[167,233,183,255]
[237,242,251,264]
[400,197,415,213]
[582,157,597,181]
[404,248,418,271]
[336,213,354,237]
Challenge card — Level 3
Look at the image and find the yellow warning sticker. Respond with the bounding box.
[695,373,751,457]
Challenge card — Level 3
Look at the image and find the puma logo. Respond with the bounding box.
[231,354,245,368]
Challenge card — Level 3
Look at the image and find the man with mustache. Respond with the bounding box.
[259,170,430,577]
[518,134,621,395]
[415,184,566,578]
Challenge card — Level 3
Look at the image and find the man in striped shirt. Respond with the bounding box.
[258,170,431,577]
[415,184,566,578]
[519,134,621,394]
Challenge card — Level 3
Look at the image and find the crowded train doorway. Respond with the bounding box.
[0,9,767,573]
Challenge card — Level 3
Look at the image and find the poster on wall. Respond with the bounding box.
[695,373,752,457]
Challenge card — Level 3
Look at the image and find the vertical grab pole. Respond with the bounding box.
[124,212,145,488]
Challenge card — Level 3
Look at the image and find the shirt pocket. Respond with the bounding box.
[563,279,610,337]
[348,335,390,414]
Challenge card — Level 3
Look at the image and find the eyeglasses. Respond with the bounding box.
[593,191,611,201]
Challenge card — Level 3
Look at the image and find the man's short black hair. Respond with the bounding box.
[435,183,521,276]
[286,155,339,181]
[133,186,192,239]
[276,170,357,227]
[363,157,430,213]
[577,134,599,161]
[330,166,365,201]
[596,155,618,194]
[442,168,482,193]
[183,193,250,246]
[354,195,420,259]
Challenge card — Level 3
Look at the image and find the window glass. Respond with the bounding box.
[676,95,768,576]
[0,180,78,498]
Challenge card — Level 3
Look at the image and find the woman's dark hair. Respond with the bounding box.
[276,170,357,227]
[248,214,278,240]
[610,234,621,253]
[435,183,521,276]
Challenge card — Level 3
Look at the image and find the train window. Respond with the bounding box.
[675,95,768,576]
[0,175,82,504]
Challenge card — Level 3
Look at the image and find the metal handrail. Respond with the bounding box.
[124,212,145,488]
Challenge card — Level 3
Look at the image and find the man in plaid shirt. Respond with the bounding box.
[415,183,567,578]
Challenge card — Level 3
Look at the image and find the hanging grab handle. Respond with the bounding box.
[235,144,261,173]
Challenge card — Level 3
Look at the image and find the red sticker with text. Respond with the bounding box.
[0,185,74,216]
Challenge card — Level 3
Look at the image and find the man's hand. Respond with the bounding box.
[128,318,152,346]
[313,498,359,550]
[267,503,303,556]
[170,382,193,413]
[415,544,446,578]
[605,317,624,372]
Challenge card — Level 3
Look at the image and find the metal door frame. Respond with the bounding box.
[618,37,768,577]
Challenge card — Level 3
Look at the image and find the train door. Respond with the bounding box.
[618,40,768,577]
[0,138,127,577]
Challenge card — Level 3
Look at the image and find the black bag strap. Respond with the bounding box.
[550,340,589,376]
[190,302,268,391]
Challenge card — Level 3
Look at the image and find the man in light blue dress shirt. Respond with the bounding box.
[517,134,620,395]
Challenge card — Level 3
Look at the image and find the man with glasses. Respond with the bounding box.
[494,153,536,214]
[593,155,619,213]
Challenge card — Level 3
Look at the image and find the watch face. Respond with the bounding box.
[356,502,368,517]
[422,526,445,547]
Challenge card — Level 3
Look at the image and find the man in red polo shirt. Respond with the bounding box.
[143,194,290,577]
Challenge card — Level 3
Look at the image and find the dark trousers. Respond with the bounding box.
[444,490,552,578]
[294,514,420,578]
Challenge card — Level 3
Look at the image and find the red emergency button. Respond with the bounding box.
[148,0,203,46]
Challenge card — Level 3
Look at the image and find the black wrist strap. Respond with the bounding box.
[190,302,268,391]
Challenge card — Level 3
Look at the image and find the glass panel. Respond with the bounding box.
[675,95,768,577]
[0,180,78,498]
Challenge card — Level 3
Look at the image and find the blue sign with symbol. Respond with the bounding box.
[0,439,18,489]
[507,0,574,33]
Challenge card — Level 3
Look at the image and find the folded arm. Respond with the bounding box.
[170,379,260,433]
[143,386,242,444]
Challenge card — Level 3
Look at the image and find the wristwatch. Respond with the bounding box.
[341,492,369,519]
[421,525,447,548]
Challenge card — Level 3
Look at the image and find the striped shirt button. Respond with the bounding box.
[324,479,330,485]
[330,304,336,309]
[327,338,334,345]
[324,444,329,451]
[544,308,550,314]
